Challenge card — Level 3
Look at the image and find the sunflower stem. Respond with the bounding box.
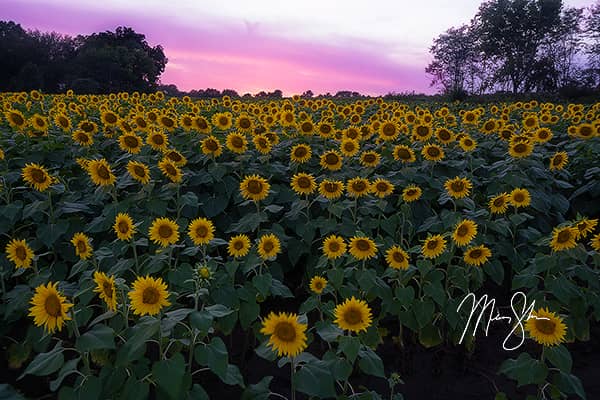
[131,239,140,274]
[290,357,296,400]
[47,191,55,223]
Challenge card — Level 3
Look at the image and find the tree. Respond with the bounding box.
[71,26,167,92]
[473,0,563,93]
[426,25,479,97]
[584,1,600,87]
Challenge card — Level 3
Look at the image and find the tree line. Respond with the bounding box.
[426,0,600,98]
[0,21,167,93]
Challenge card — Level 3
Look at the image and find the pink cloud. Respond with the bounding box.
[1,0,433,95]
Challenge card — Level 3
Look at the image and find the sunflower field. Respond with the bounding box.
[1,90,599,399]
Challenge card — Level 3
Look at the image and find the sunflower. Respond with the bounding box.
[54,113,72,131]
[385,245,410,270]
[317,121,334,137]
[509,188,531,208]
[320,150,343,171]
[158,158,183,183]
[575,123,596,139]
[549,226,578,252]
[163,149,187,166]
[93,271,117,311]
[412,124,433,142]
[334,296,372,333]
[489,193,510,214]
[402,185,422,202]
[360,151,381,168]
[310,276,328,295]
[22,163,52,192]
[158,114,177,131]
[549,152,568,171]
[200,135,223,157]
[228,234,251,258]
[378,121,400,141]
[118,133,143,154]
[349,236,377,260]
[463,245,492,266]
[5,109,27,130]
[533,127,553,143]
[113,212,135,241]
[322,235,347,259]
[291,173,317,195]
[210,112,232,131]
[452,219,478,247]
[435,128,455,144]
[71,130,94,146]
[290,144,312,163]
[421,234,446,259]
[71,232,93,260]
[29,282,73,333]
[193,116,212,133]
[5,238,34,269]
[393,145,416,163]
[148,217,180,247]
[574,218,597,239]
[445,177,472,199]
[147,130,169,151]
[240,175,270,202]
[298,120,315,135]
[101,110,119,126]
[133,114,150,132]
[346,177,371,198]
[127,160,151,185]
[340,138,360,157]
[257,234,281,260]
[188,217,215,246]
[422,144,445,162]
[525,308,567,346]
[226,132,248,154]
[128,275,171,316]
[508,141,534,158]
[590,233,600,252]
[253,134,272,154]
[87,159,116,186]
[370,178,394,198]
[260,312,308,358]
[459,136,477,152]
[319,180,344,200]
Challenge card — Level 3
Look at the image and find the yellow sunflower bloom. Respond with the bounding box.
[385,245,410,270]
[346,177,371,198]
[318,180,344,200]
[240,175,270,202]
[158,158,183,183]
[489,193,510,214]
[87,159,116,186]
[291,173,317,196]
[421,234,446,259]
[128,275,171,316]
[188,217,215,246]
[393,145,416,163]
[422,143,445,162]
[322,235,347,259]
[463,245,492,266]
[113,213,135,241]
[402,185,422,202]
[549,151,568,171]
[453,219,478,246]
[334,296,372,333]
[309,276,328,295]
[148,217,179,247]
[260,312,308,358]
[93,271,117,311]
[226,132,248,154]
[290,144,312,163]
[5,238,34,269]
[228,234,251,258]
[127,161,151,185]
[348,236,377,260]
[22,163,53,192]
[525,308,567,346]
[549,226,578,252]
[370,179,394,198]
[509,188,531,208]
[444,177,472,199]
[71,232,93,260]
[257,234,281,260]
[200,135,223,157]
[29,282,73,333]
[320,150,343,171]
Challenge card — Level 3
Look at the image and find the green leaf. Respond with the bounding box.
[0,384,26,400]
[37,220,70,247]
[499,352,548,387]
[115,317,159,367]
[358,347,385,378]
[554,371,587,399]
[252,273,272,298]
[338,335,361,363]
[544,344,572,373]
[49,357,80,391]
[153,353,188,400]
[294,360,336,398]
[418,323,443,348]
[120,376,149,400]
[271,279,294,298]
[19,341,64,379]
[239,300,260,329]
[76,324,116,352]
[190,311,213,335]
[241,376,272,400]
[394,286,415,304]
[195,337,228,379]
[222,364,245,387]
[413,298,435,329]
[204,304,234,318]
[316,320,343,342]
[226,212,268,233]
[188,384,209,400]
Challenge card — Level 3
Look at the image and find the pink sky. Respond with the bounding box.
[1,0,592,95]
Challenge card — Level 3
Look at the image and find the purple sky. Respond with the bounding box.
[1,0,593,95]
